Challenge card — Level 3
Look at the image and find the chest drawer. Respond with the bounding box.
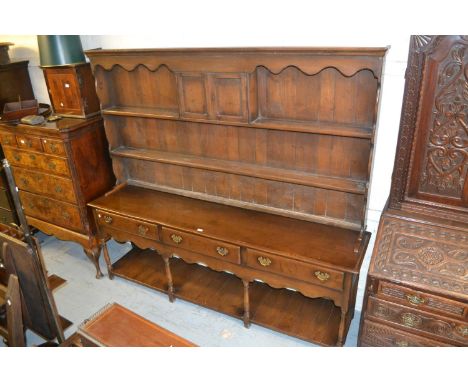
[20,191,83,232]
[95,210,158,240]
[16,135,43,152]
[4,147,70,177]
[360,319,449,347]
[377,280,467,319]
[42,138,66,157]
[13,167,76,204]
[161,227,241,265]
[367,295,468,345]
[0,133,16,147]
[245,248,344,291]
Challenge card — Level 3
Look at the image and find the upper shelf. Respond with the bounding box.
[111,146,367,195]
[102,106,373,139]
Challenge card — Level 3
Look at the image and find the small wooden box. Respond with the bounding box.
[42,63,100,118]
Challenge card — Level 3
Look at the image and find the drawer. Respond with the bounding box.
[16,135,43,152]
[367,295,468,345]
[95,210,158,240]
[377,280,467,319]
[4,147,70,177]
[42,138,66,157]
[245,248,344,291]
[0,189,11,209]
[0,208,15,225]
[161,227,241,265]
[0,133,16,147]
[360,319,449,347]
[20,191,83,232]
[13,167,77,204]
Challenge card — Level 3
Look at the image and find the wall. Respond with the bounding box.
[0,34,410,234]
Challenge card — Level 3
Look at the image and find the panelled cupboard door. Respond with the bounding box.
[44,68,82,114]
[177,72,248,122]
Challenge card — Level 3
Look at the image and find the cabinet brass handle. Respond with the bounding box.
[27,201,35,210]
[171,234,183,244]
[257,256,271,267]
[401,313,421,328]
[457,326,468,336]
[314,270,330,282]
[62,211,70,220]
[48,161,56,170]
[406,294,425,306]
[29,154,36,161]
[103,215,113,224]
[216,246,229,256]
[394,340,409,347]
[138,225,149,235]
[13,154,20,161]
[55,185,62,194]
[50,143,58,153]
[20,178,29,186]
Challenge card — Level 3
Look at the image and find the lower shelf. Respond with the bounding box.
[112,247,342,346]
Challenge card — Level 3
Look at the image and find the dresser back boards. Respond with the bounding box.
[86,48,386,231]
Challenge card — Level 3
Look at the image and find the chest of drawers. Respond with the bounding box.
[0,117,115,277]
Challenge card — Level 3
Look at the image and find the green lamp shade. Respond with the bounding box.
[37,35,86,67]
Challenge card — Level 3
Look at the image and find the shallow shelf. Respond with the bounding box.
[112,146,366,195]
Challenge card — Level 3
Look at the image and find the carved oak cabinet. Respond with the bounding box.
[358,36,468,346]
[0,117,115,278]
[86,47,387,346]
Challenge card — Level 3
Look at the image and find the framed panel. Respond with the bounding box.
[177,73,209,119]
[208,73,248,122]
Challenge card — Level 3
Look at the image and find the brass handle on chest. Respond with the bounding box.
[62,211,70,220]
[406,294,425,306]
[55,185,62,194]
[138,225,149,235]
[20,178,29,187]
[171,234,183,244]
[257,256,271,267]
[49,143,58,153]
[13,154,20,162]
[48,161,56,170]
[457,326,468,336]
[29,154,36,161]
[103,215,113,224]
[314,270,330,282]
[216,246,229,256]
[401,312,421,328]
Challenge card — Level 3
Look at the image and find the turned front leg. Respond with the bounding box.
[336,309,348,346]
[242,279,251,328]
[163,256,175,302]
[100,239,114,280]
[83,247,103,279]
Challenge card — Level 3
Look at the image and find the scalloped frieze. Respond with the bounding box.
[370,216,468,296]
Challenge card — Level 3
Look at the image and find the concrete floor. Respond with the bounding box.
[2,231,376,347]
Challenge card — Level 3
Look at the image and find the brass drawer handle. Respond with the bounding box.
[171,234,183,244]
[138,224,149,236]
[29,154,36,161]
[314,270,330,282]
[49,143,58,153]
[257,256,271,267]
[55,185,63,194]
[103,215,113,224]
[48,161,57,170]
[27,201,35,210]
[13,154,20,161]
[20,178,29,186]
[62,211,70,220]
[401,312,421,328]
[406,294,425,306]
[394,340,409,347]
[216,246,229,256]
[457,326,468,336]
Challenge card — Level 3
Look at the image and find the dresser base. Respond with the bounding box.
[112,247,344,346]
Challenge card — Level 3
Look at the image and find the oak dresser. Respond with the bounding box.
[0,117,115,277]
[358,35,468,347]
[86,47,387,346]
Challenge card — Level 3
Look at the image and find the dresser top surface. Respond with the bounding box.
[89,185,367,272]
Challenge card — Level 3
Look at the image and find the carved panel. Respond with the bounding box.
[367,296,467,344]
[418,43,468,199]
[360,319,449,347]
[370,215,468,296]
